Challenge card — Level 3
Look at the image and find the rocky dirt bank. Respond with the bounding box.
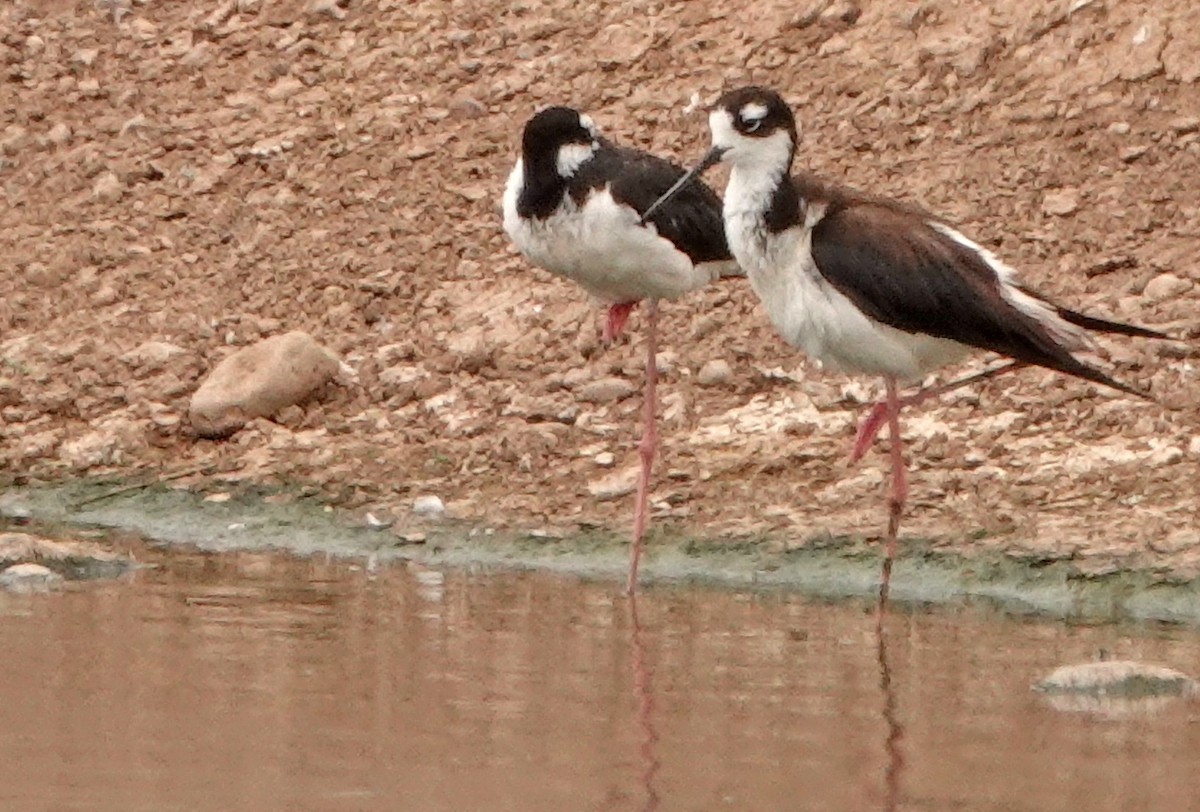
[2,0,1198,575]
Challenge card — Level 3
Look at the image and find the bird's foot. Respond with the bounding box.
[602,301,638,345]
[850,401,891,464]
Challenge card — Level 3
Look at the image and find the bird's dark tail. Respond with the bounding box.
[1054,305,1171,340]
[1058,355,1155,401]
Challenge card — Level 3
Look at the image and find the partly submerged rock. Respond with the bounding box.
[0,532,134,580]
[1034,660,1199,717]
[0,563,63,594]
[189,331,341,438]
[1035,660,1199,697]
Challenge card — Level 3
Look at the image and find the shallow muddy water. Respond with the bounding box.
[2,546,1199,812]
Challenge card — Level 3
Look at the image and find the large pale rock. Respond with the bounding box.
[189,331,340,438]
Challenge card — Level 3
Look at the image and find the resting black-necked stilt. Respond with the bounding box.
[643,86,1169,603]
[503,105,739,592]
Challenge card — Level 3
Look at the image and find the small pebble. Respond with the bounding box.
[1041,189,1079,216]
[1143,272,1193,302]
[576,377,636,403]
[697,359,734,386]
[412,494,445,517]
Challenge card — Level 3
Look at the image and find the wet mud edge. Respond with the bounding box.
[2,479,1199,626]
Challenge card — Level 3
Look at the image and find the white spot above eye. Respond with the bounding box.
[740,102,769,123]
[578,113,598,139]
[556,142,597,177]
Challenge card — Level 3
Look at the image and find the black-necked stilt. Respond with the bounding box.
[643,86,1169,603]
[502,105,739,592]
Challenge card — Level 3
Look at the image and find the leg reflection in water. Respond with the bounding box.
[628,593,661,811]
[875,600,906,812]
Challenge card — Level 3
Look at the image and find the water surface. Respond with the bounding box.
[1,546,1198,811]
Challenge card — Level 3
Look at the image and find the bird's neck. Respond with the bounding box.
[516,153,568,220]
[725,159,803,235]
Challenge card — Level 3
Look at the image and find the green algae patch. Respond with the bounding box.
[3,479,1200,626]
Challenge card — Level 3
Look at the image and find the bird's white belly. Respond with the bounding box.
[727,213,966,381]
[503,171,717,303]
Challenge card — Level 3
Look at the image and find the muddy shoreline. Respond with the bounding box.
[3,477,1198,626]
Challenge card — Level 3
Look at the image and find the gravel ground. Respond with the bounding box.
[2,0,1198,574]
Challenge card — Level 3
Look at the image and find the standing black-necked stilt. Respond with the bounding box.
[643,86,1169,603]
[503,105,739,592]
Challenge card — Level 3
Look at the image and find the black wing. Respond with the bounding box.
[589,146,731,265]
[809,201,1155,397]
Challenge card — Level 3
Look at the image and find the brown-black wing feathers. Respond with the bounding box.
[809,202,1155,397]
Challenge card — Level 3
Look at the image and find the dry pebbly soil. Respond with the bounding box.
[2,0,1199,574]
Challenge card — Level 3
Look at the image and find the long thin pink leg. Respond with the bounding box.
[627,299,659,594]
[879,376,907,607]
[603,301,638,344]
[850,360,1025,464]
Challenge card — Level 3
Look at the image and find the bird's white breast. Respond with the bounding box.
[503,160,721,303]
[723,167,966,381]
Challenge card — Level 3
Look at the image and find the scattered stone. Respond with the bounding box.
[46,122,71,146]
[587,467,639,501]
[576,377,636,404]
[1119,145,1150,163]
[449,96,487,119]
[189,331,341,438]
[412,494,446,517]
[0,563,63,594]
[120,340,188,368]
[1142,272,1193,303]
[697,359,734,386]
[266,77,305,102]
[308,0,347,19]
[59,413,142,467]
[1041,189,1079,217]
[1163,12,1200,83]
[594,451,615,467]
[1169,116,1200,135]
[654,351,678,375]
[92,172,123,202]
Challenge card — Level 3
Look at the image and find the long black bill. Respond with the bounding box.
[638,145,728,226]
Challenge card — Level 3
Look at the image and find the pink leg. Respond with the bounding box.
[627,299,659,594]
[603,301,638,344]
[879,376,907,607]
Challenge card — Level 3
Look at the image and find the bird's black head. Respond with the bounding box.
[707,86,798,169]
[637,87,799,226]
[520,106,601,177]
